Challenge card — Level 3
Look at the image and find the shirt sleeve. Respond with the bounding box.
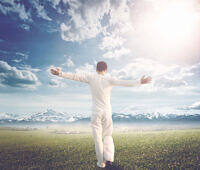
[109,77,141,87]
[58,71,90,84]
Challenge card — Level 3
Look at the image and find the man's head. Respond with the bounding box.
[96,61,107,74]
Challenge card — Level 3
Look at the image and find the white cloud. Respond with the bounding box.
[109,0,132,26]
[48,78,67,88]
[18,64,41,73]
[31,0,52,21]
[5,51,29,64]
[94,60,97,65]
[184,63,200,78]
[178,101,200,110]
[15,52,29,60]
[99,33,125,51]
[97,0,200,63]
[102,47,130,59]
[110,58,166,79]
[47,0,61,8]
[12,59,22,63]
[60,0,110,42]
[0,60,41,89]
[154,77,187,88]
[60,0,134,60]
[67,58,74,67]
[19,24,30,31]
[75,63,95,74]
[99,1,134,59]
[0,0,31,21]
[110,58,199,91]
[61,58,75,67]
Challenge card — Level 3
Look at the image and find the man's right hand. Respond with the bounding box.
[140,75,152,84]
[50,67,61,76]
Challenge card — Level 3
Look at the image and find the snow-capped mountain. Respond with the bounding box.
[112,112,200,122]
[0,109,200,124]
[24,109,76,123]
[0,109,86,124]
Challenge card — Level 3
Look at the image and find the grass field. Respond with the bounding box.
[0,128,200,169]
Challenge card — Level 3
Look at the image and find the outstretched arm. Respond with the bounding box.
[50,67,90,84]
[109,75,152,87]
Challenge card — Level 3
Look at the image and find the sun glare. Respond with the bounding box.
[129,0,200,63]
[154,1,199,43]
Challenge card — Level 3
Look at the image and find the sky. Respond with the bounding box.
[0,0,200,116]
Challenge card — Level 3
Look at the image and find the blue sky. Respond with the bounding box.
[0,0,200,116]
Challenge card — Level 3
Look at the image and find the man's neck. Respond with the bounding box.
[98,72,106,75]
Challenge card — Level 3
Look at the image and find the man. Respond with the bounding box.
[50,61,152,169]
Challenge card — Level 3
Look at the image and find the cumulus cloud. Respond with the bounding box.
[110,58,167,79]
[100,1,134,59]
[49,79,59,86]
[102,47,130,59]
[60,0,134,60]
[99,33,125,51]
[178,101,200,110]
[60,0,110,42]
[61,58,75,67]
[110,58,196,90]
[154,77,187,88]
[109,0,132,28]
[183,63,200,79]
[18,64,41,73]
[75,62,95,74]
[0,60,41,89]
[67,58,74,67]
[59,0,134,59]
[0,0,31,21]
[99,0,200,62]
[48,78,67,88]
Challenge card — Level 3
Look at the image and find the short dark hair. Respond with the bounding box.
[96,61,107,72]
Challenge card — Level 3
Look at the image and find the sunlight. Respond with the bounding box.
[129,0,200,63]
[154,1,199,43]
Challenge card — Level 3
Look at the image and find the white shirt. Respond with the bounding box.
[58,71,141,113]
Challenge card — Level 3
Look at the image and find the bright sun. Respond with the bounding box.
[154,1,199,43]
[129,0,200,63]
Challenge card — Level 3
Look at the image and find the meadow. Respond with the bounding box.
[0,127,199,169]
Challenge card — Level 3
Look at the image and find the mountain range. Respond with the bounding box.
[0,109,200,124]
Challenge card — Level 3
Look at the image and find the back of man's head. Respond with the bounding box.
[96,61,107,72]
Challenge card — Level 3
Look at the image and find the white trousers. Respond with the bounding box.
[90,110,114,168]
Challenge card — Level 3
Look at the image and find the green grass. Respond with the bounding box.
[0,128,200,169]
